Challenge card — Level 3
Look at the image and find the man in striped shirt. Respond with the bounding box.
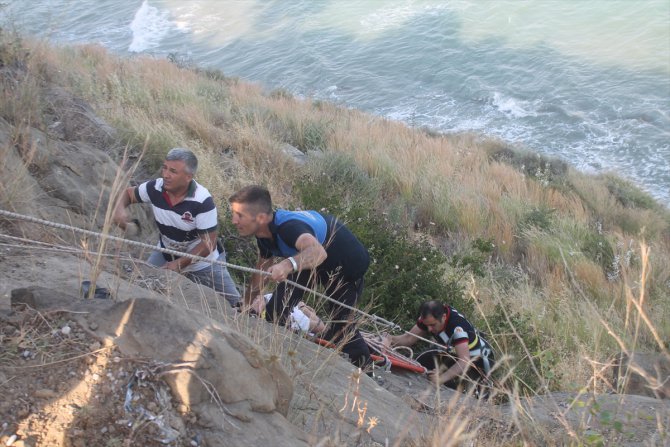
[383,300,495,396]
[113,148,240,306]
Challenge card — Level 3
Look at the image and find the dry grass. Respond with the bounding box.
[1,30,669,446]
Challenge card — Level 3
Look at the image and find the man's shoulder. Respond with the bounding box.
[137,179,161,203]
[446,310,475,335]
[139,178,159,190]
[189,181,215,204]
[276,209,327,227]
[276,209,320,219]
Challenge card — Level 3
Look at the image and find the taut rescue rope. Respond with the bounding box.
[0,209,461,351]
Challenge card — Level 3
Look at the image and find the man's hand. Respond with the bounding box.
[112,187,138,229]
[427,369,443,385]
[381,333,392,349]
[125,219,141,236]
[249,295,266,315]
[163,260,182,272]
[267,259,294,282]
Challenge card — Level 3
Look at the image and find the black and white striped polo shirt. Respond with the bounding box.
[136,178,219,273]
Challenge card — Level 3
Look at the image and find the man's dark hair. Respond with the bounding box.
[419,300,446,320]
[228,185,273,214]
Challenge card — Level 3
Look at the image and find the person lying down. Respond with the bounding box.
[250,293,327,335]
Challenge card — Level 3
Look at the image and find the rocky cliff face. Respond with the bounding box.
[0,83,441,446]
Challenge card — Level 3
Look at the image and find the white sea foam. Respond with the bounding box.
[324,85,339,99]
[128,0,174,52]
[491,92,535,119]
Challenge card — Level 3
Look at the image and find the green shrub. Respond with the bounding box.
[0,29,26,70]
[520,206,555,231]
[603,174,657,210]
[288,119,330,152]
[581,231,615,274]
[295,154,451,328]
[486,303,561,393]
[486,142,569,187]
[450,237,495,278]
[269,88,293,101]
[115,127,179,173]
[167,52,194,70]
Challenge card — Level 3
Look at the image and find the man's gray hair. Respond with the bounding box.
[166,148,198,175]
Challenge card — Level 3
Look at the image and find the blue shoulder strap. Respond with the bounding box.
[272,210,327,257]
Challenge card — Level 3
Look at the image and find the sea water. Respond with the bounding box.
[4,0,669,205]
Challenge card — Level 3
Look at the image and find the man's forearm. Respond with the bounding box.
[439,360,467,384]
[247,258,272,300]
[169,239,212,271]
[390,332,419,347]
[290,244,326,271]
[189,240,213,260]
[113,187,136,228]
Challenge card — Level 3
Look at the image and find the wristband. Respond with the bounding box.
[287,256,298,272]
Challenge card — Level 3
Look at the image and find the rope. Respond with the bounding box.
[0,208,401,330]
[361,331,427,374]
[0,209,462,351]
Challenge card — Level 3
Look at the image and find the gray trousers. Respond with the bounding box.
[147,250,241,307]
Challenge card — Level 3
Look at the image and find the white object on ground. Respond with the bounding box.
[263,293,312,333]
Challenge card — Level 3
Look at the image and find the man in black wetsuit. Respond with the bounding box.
[384,300,495,394]
[228,185,372,369]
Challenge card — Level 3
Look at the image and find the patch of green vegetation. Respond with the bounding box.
[487,304,561,393]
[0,28,25,71]
[291,154,503,330]
[115,127,180,173]
[520,206,555,231]
[486,142,569,187]
[611,209,649,236]
[269,88,293,101]
[195,83,229,104]
[603,174,657,210]
[288,119,330,152]
[294,154,450,328]
[167,52,194,70]
[581,231,615,274]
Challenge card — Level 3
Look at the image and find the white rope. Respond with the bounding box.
[0,208,402,330]
[1,209,462,351]
[361,331,426,373]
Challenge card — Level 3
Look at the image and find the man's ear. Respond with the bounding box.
[257,211,273,225]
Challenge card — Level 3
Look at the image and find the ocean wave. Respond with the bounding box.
[128,0,175,53]
[491,92,536,119]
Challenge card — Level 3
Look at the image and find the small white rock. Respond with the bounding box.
[61,325,71,335]
[5,434,17,446]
